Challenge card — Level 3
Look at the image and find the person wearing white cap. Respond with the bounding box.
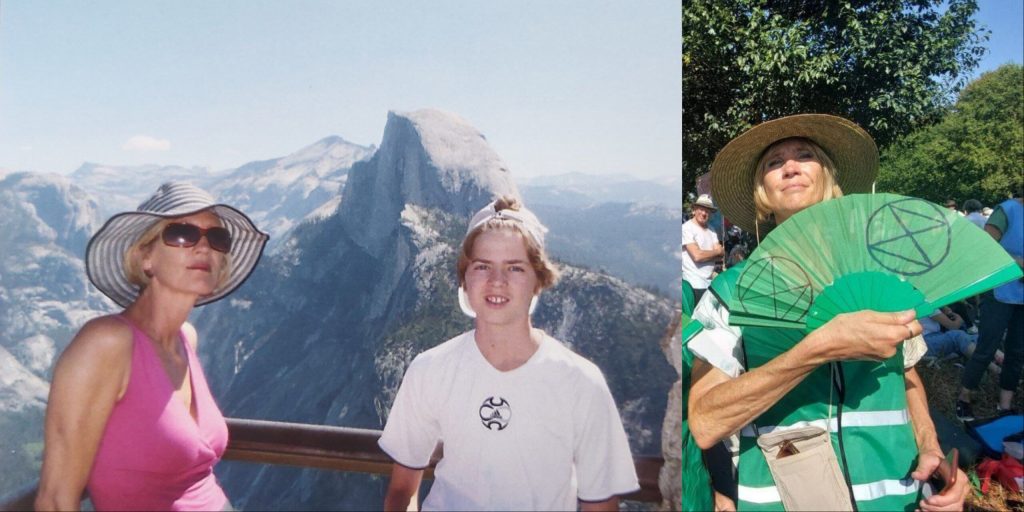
[36,182,268,511]
[682,193,725,304]
[379,196,638,511]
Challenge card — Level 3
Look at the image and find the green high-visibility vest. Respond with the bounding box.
[681,288,713,511]
[683,280,695,316]
[711,270,922,511]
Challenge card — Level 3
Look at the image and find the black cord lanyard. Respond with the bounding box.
[832,361,858,511]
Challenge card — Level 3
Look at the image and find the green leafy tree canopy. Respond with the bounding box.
[683,0,989,193]
[878,64,1024,206]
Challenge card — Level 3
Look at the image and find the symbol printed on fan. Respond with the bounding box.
[866,199,950,276]
[479,397,511,431]
[735,256,813,322]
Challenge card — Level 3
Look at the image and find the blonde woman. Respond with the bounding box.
[36,182,267,511]
[688,115,968,512]
[379,197,638,511]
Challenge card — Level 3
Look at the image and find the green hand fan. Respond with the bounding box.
[681,312,702,344]
[681,281,701,342]
[725,193,1023,331]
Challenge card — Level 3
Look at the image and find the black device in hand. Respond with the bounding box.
[928,448,959,496]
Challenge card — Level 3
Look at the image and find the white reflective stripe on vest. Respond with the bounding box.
[739,478,921,504]
[737,484,782,504]
[739,409,910,437]
[852,478,921,501]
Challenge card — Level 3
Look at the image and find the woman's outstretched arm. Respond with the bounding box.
[689,310,920,448]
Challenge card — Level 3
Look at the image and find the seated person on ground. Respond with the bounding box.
[921,307,1004,372]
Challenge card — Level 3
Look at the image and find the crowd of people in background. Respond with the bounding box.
[955,194,1024,422]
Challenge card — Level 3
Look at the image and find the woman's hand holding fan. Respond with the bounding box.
[805,309,921,363]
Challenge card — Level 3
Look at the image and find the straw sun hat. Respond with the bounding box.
[85,182,269,308]
[710,114,878,233]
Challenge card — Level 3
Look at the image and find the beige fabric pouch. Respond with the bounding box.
[756,425,853,511]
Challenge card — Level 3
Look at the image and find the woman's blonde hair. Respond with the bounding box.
[752,137,844,226]
[123,215,232,291]
[457,196,560,292]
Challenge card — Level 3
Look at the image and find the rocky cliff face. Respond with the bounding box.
[0,172,109,365]
[70,138,375,252]
[69,163,215,219]
[531,201,681,296]
[210,136,375,247]
[194,109,675,509]
[338,110,517,255]
[0,172,112,494]
[659,314,683,511]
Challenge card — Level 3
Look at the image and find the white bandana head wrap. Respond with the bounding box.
[464,200,548,249]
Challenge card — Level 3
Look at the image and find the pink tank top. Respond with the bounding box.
[87,317,229,511]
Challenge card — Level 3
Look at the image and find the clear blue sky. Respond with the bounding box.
[970,0,1024,80]
[2,2,1018,180]
[0,1,681,179]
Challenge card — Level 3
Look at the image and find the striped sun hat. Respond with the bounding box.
[85,182,269,308]
[710,114,878,233]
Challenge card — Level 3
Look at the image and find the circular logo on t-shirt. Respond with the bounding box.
[479,397,511,431]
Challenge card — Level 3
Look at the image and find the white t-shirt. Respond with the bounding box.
[681,219,720,290]
[687,292,927,378]
[379,330,639,511]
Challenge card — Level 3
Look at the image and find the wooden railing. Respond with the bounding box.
[1,417,664,510]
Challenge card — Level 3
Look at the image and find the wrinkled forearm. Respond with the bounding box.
[905,367,941,454]
[689,335,827,448]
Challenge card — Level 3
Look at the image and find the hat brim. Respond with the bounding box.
[86,204,268,308]
[710,114,878,233]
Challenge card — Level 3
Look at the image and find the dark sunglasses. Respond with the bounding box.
[161,223,232,253]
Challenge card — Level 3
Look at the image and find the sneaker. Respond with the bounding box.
[956,400,976,422]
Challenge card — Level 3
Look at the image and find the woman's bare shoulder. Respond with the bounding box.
[61,315,134,364]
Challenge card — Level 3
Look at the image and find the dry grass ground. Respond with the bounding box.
[918,361,1024,511]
